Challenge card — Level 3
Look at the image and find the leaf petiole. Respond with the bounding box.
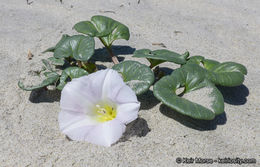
[99,37,119,64]
[81,62,88,70]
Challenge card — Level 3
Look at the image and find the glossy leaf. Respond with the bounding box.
[42,59,54,71]
[54,35,95,62]
[187,56,247,87]
[43,71,56,77]
[42,34,70,53]
[207,62,247,87]
[186,55,204,65]
[112,60,154,95]
[201,59,219,70]
[57,67,88,90]
[47,57,65,66]
[133,49,188,68]
[153,64,224,120]
[73,21,103,37]
[18,72,59,91]
[74,15,130,47]
[147,58,165,68]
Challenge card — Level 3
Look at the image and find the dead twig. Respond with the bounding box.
[152,43,167,48]
[99,10,116,14]
[174,30,182,34]
[26,0,33,5]
[27,50,33,60]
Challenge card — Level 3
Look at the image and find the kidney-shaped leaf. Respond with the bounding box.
[187,56,247,87]
[18,72,59,91]
[43,34,70,53]
[206,62,247,87]
[47,57,65,66]
[153,64,224,120]
[57,67,88,90]
[42,59,54,71]
[54,35,95,62]
[133,49,188,68]
[74,15,130,47]
[186,55,205,65]
[112,60,154,95]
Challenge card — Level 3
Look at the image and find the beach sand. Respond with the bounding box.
[0,0,259,166]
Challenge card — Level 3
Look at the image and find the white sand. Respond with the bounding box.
[182,87,214,111]
[1,0,259,166]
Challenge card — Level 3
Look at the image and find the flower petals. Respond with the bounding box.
[63,125,94,141]
[59,109,98,132]
[60,79,95,113]
[59,69,140,146]
[101,69,126,100]
[116,102,140,124]
[74,69,110,100]
[85,119,126,147]
[114,85,139,104]
[60,69,111,113]
[87,69,138,104]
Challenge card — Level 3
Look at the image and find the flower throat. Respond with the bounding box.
[95,104,117,122]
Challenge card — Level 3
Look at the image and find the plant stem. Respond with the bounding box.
[77,60,82,68]
[149,64,154,69]
[81,62,88,69]
[107,47,119,64]
[99,38,119,64]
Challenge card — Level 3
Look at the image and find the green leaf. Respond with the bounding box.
[83,62,97,73]
[187,56,247,86]
[207,62,247,87]
[112,60,155,95]
[18,72,59,91]
[153,64,224,120]
[186,55,204,65]
[43,47,55,53]
[209,62,247,75]
[42,59,53,71]
[201,59,219,70]
[147,58,165,68]
[43,71,56,77]
[47,57,65,66]
[74,15,130,47]
[42,34,70,53]
[73,21,101,37]
[133,49,188,68]
[54,35,95,62]
[57,67,88,90]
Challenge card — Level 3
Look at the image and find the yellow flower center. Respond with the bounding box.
[94,104,117,122]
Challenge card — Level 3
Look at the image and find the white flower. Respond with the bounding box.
[58,69,140,147]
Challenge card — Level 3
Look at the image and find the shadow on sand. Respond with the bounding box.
[160,105,227,131]
[158,84,249,130]
[138,90,160,110]
[217,84,249,105]
[118,118,150,142]
[29,88,61,103]
[90,45,136,63]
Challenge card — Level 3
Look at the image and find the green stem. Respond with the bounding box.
[107,47,119,64]
[99,38,119,64]
[77,60,82,68]
[149,64,155,69]
[81,62,88,69]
